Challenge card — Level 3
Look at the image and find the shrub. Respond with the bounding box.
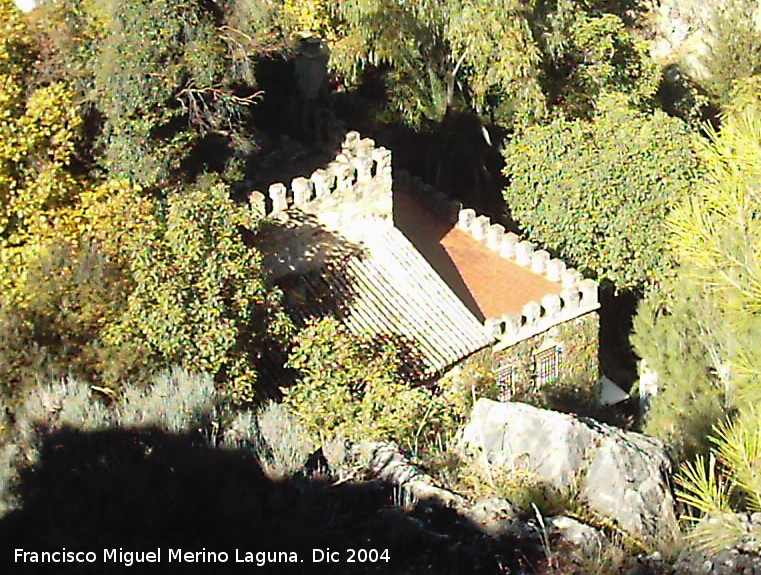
[117,368,218,434]
[11,377,110,467]
[284,318,459,455]
[676,407,761,552]
[105,175,293,404]
[703,0,761,106]
[0,241,140,400]
[502,97,701,291]
[631,279,729,461]
[224,402,314,479]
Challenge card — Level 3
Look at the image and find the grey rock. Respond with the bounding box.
[467,496,527,538]
[674,542,761,575]
[344,442,466,508]
[460,399,678,543]
[673,513,761,574]
[546,515,605,556]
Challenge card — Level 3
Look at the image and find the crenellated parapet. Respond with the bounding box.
[456,206,599,348]
[256,132,600,351]
[249,132,392,242]
[398,173,600,349]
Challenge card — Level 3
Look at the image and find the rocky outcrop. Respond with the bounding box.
[460,400,678,543]
[324,440,467,508]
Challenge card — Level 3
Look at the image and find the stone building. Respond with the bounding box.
[252,132,600,399]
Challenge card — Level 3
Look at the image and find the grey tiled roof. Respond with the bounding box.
[272,223,494,376]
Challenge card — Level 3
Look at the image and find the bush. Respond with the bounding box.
[224,402,314,479]
[703,0,761,106]
[631,279,729,461]
[105,175,293,404]
[117,368,219,434]
[284,318,459,455]
[502,98,701,291]
[676,408,761,552]
[0,240,139,400]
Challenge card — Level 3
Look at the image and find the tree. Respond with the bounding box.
[502,97,701,291]
[667,85,761,404]
[676,408,761,552]
[542,11,660,117]
[277,0,661,128]
[639,90,761,552]
[325,0,546,127]
[631,276,729,460]
[105,175,292,404]
[35,0,277,188]
[703,0,761,106]
[284,318,457,453]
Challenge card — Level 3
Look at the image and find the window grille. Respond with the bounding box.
[534,347,562,386]
[495,364,517,402]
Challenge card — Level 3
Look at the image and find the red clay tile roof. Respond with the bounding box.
[394,190,562,322]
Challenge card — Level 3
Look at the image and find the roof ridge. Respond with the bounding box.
[395,172,600,347]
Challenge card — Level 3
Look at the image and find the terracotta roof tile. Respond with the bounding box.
[394,190,562,321]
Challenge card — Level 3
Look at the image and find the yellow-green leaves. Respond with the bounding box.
[676,410,761,551]
[284,318,457,452]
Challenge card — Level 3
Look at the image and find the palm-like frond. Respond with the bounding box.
[675,453,734,518]
[711,409,761,513]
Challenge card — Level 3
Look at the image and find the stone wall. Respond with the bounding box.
[250,131,393,245]
[446,313,599,408]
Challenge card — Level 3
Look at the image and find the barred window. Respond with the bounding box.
[534,347,562,386]
[495,364,517,402]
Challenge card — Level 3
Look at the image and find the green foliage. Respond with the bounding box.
[106,175,292,404]
[0,5,85,258]
[0,241,134,400]
[117,176,288,401]
[456,461,577,517]
[284,318,458,453]
[642,94,761,553]
[703,0,761,106]
[667,95,761,405]
[503,99,701,290]
[36,0,274,188]
[310,0,660,126]
[631,278,728,460]
[551,12,660,116]
[118,367,219,433]
[675,410,761,551]
[224,401,314,479]
[326,0,545,127]
[92,0,231,185]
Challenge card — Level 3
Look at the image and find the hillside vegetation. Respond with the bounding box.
[2,0,761,572]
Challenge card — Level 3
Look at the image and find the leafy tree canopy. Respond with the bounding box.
[502,97,701,291]
[35,0,280,188]
[281,0,661,128]
[105,175,293,404]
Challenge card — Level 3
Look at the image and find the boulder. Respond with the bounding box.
[460,399,678,543]
[546,515,606,557]
[326,440,466,508]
